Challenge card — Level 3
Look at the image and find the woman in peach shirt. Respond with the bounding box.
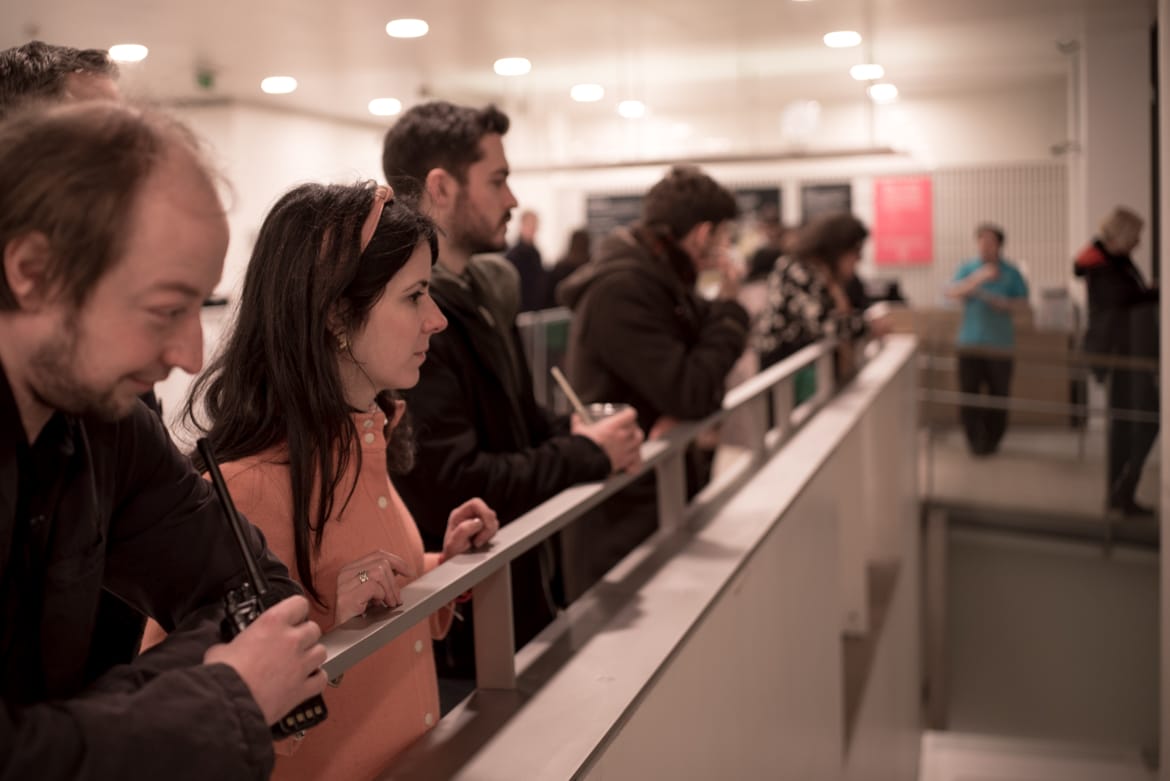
[184,183,499,781]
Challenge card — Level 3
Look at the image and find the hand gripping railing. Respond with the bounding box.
[320,339,842,688]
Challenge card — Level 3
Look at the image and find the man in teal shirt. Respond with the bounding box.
[946,223,1030,455]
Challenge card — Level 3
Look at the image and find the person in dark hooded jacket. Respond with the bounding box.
[558,166,749,596]
[1073,206,1159,516]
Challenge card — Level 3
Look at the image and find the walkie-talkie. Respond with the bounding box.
[197,437,329,739]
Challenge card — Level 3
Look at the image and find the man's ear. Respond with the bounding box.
[424,168,456,211]
[680,221,713,261]
[3,232,54,311]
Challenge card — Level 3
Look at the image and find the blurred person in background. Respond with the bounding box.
[753,213,881,392]
[0,40,120,119]
[381,101,642,709]
[745,209,788,287]
[546,227,592,308]
[506,209,549,312]
[1074,206,1159,516]
[176,182,499,779]
[559,165,749,594]
[946,223,1029,457]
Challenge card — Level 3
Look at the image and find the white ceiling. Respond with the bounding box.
[1,0,1152,125]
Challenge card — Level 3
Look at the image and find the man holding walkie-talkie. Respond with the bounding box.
[0,104,327,779]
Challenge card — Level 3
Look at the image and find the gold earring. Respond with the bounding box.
[336,332,348,352]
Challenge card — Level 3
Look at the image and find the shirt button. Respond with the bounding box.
[363,419,374,429]
[377,496,388,509]
[363,432,375,444]
[424,712,434,727]
[414,639,423,654]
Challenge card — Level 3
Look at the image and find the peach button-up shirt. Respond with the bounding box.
[221,408,452,781]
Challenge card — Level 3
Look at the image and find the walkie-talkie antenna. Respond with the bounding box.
[197,438,269,597]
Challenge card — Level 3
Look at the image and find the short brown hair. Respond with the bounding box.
[381,101,510,204]
[0,101,210,310]
[642,166,738,240]
[793,213,869,269]
[0,40,118,120]
[975,222,1005,246]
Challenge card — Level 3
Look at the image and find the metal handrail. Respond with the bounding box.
[320,338,842,681]
[917,340,1159,373]
[917,389,1160,424]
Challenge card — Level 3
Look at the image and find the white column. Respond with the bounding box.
[1078,8,1155,277]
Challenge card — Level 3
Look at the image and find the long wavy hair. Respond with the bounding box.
[186,181,438,605]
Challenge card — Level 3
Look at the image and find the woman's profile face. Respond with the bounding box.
[836,246,861,282]
[344,242,448,394]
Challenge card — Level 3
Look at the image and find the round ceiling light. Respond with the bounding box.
[867,83,900,103]
[493,57,532,76]
[617,100,647,119]
[386,19,429,38]
[824,31,863,48]
[260,76,298,95]
[108,44,148,63]
[368,98,403,116]
[571,83,605,102]
[850,63,885,81]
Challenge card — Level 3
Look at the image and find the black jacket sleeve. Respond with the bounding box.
[401,340,612,541]
[585,272,749,421]
[0,660,273,781]
[0,406,298,781]
[1086,262,1159,311]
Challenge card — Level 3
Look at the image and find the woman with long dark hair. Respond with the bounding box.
[186,182,499,780]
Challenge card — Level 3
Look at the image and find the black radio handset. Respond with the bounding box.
[197,438,328,739]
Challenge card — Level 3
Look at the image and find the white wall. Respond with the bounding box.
[507,82,1069,267]
[1078,15,1154,277]
[173,102,385,296]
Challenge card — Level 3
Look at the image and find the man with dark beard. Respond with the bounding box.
[381,101,644,709]
[0,102,327,781]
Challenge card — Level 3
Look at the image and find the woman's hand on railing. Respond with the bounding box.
[334,550,417,625]
[572,408,644,474]
[439,498,500,563]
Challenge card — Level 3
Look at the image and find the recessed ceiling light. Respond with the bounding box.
[571,83,605,102]
[108,44,148,63]
[850,63,885,81]
[824,31,862,48]
[368,98,403,116]
[260,76,297,95]
[867,83,899,103]
[493,57,532,76]
[386,19,429,38]
[617,100,647,119]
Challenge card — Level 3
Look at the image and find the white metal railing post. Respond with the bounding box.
[655,450,688,533]
[771,377,794,443]
[815,348,835,404]
[744,393,770,464]
[472,566,517,689]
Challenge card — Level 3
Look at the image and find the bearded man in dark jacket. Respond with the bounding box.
[558,166,750,594]
[381,101,645,709]
[1073,206,1159,516]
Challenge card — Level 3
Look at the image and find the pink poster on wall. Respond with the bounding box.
[873,175,933,265]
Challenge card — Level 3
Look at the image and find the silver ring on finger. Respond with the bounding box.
[358,569,369,584]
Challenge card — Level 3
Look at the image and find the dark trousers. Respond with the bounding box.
[1106,368,1160,508]
[957,355,1014,455]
